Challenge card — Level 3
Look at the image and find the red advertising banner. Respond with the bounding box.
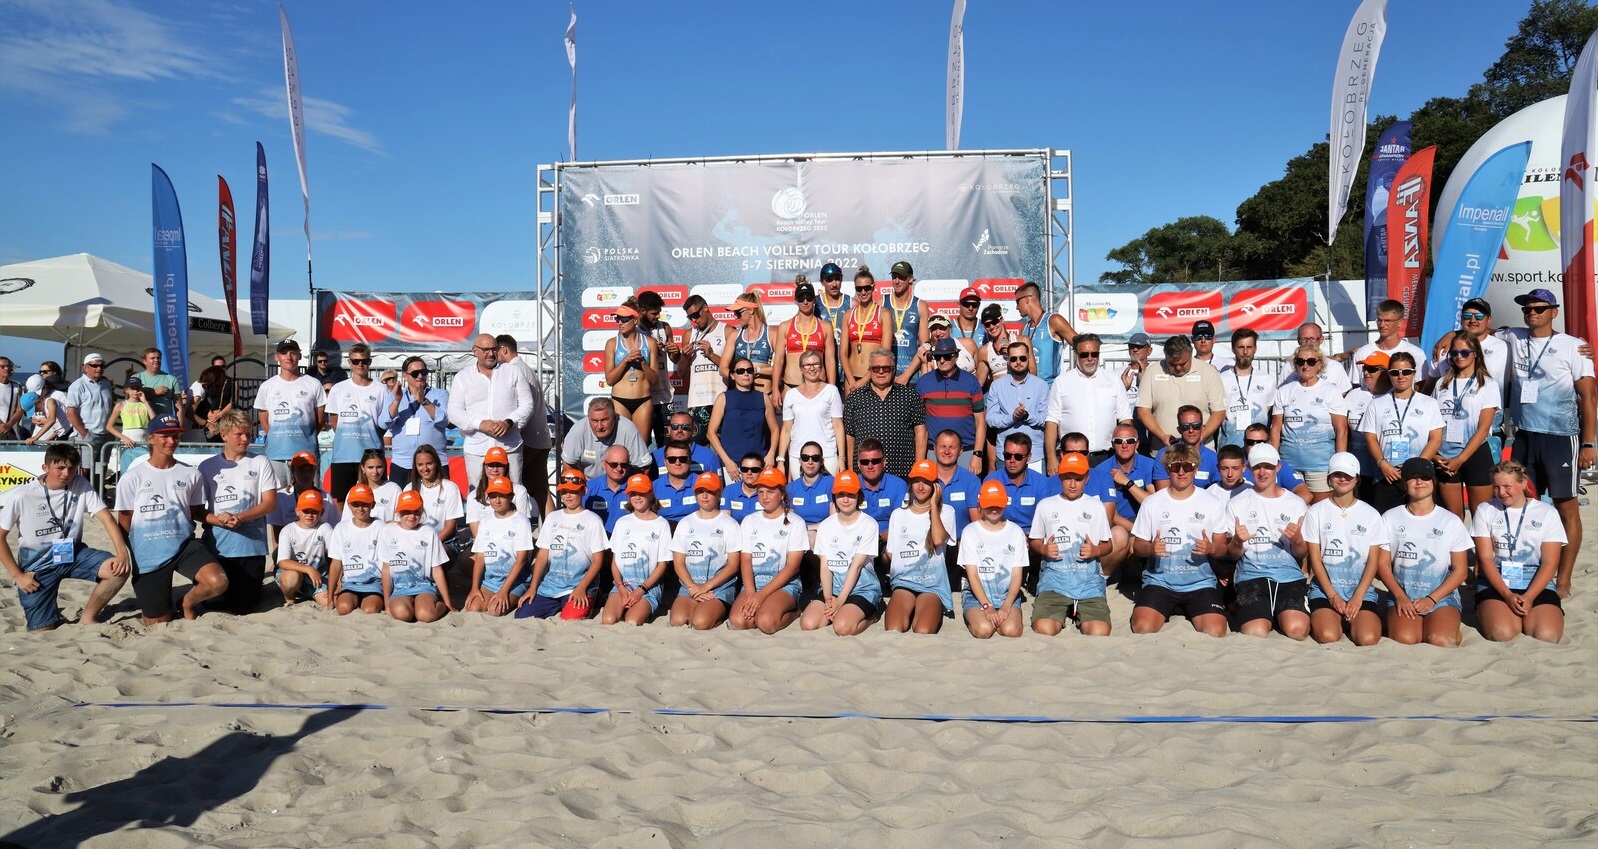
[1142,290,1223,336]
[325,299,398,344]
[970,278,1024,300]
[1226,286,1308,332]
[1387,146,1435,338]
[399,301,477,344]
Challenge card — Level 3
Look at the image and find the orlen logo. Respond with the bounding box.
[581,310,620,330]
[749,282,796,302]
[1226,287,1307,333]
[582,352,606,373]
[326,300,397,343]
[641,285,688,306]
[970,278,1023,299]
[399,301,477,344]
[1143,290,1222,336]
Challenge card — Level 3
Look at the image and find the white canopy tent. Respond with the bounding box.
[0,253,298,379]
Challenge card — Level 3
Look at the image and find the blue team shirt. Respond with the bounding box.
[982,468,1061,530]
[652,476,698,522]
[1151,445,1221,487]
[1088,454,1162,522]
[722,485,761,523]
[786,474,835,526]
[858,474,909,527]
[582,479,629,534]
[938,467,984,533]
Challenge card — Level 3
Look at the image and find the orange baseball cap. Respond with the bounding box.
[625,473,653,495]
[832,470,862,495]
[345,484,375,506]
[296,489,325,513]
[486,476,514,497]
[396,490,425,513]
[756,467,786,489]
[693,471,724,493]
[556,467,586,493]
[978,480,1008,510]
[485,446,510,466]
[1360,351,1390,368]
[1058,453,1090,476]
[290,450,318,467]
[907,459,937,483]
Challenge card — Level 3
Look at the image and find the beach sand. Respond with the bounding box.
[2,502,1595,847]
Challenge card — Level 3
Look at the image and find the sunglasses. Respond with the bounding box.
[857,457,884,466]
[800,453,823,462]
[1521,305,1554,315]
[605,461,629,469]
[1167,462,1196,474]
[868,365,893,373]
[740,466,763,473]
[408,369,430,377]
[685,309,703,322]
[668,422,692,430]
[733,308,752,318]
[614,313,637,323]
[1007,356,1029,363]
[1193,333,1215,340]
[801,361,822,368]
[1112,437,1139,446]
[84,363,103,368]
[795,295,815,304]
[1003,452,1028,461]
[665,455,689,463]
[855,287,875,295]
[1177,422,1203,432]
[559,477,584,487]
[1244,439,1267,447]
[1448,349,1475,359]
[1461,311,1488,321]
[1388,368,1417,377]
[732,366,755,375]
[960,300,980,308]
[1294,357,1320,367]
[932,353,955,361]
[1362,365,1384,373]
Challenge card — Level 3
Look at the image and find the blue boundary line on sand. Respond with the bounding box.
[75,702,1598,725]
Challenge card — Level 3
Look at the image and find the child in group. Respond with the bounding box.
[1376,457,1471,647]
[275,489,334,607]
[466,446,534,536]
[1304,453,1386,646]
[804,469,881,636]
[328,483,386,614]
[1471,461,1567,643]
[959,480,1027,638]
[601,474,672,626]
[519,468,608,620]
[1129,445,1232,637]
[669,472,744,630]
[408,445,464,548]
[465,476,535,616]
[272,451,340,530]
[1225,444,1310,640]
[105,376,153,472]
[355,448,403,523]
[730,468,810,634]
[379,489,454,623]
[1029,453,1114,637]
[883,460,955,634]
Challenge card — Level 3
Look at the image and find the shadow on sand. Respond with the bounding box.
[0,707,361,849]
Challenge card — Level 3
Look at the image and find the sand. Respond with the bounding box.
[2,502,1596,847]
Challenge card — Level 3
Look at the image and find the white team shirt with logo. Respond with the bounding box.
[671,511,744,586]
[117,461,204,573]
[0,476,105,555]
[329,519,384,586]
[199,452,277,558]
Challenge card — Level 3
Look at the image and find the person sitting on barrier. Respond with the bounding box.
[275,489,333,607]
[106,376,152,450]
[730,468,809,635]
[465,476,534,617]
[379,489,453,623]
[199,410,279,614]
[601,474,672,626]
[23,366,67,445]
[520,467,608,621]
[1377,457,1470,647]
[668,471,743,630]
[327,483,386,615]
[604,302,662,441]
[959,480,1027,639]
[118,414,228,625]
[0,442,130,631]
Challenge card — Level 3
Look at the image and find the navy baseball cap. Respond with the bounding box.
[150,414,184,435]
[1128,332,1152,348]
[1513,288,1559,307]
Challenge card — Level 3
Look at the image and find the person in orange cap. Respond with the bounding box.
[730,467,809,634]
[271,449,340,533]
[275,488,334,607]
[601,474,672,625]
[378,488,453,623]
[520,468,608,620]
[719,291,776,396]
[1029,452,1114,636]
[802,469,881,635]
[958,479,1027,638]
[465,476,535,616]
[328,483,386,615]
[467,445,533,537]
[1344,350,1391,500]
[883,459,955,634]
[668,471,743,630]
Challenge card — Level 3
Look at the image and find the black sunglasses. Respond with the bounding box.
[1522,305,1554,315]
[1294,357,1320,367]
[1177,422,1203,432]
[857,457,884,465]
[1003,452,1028,461]
[1075,350,1099,359]
[665,455,689,463]
[732,366,754,375]
[800,453,823,462]
[740,466,763,473]
[1167,462,1196,473]
[408,369,430,377]
[1007,356,1029,363]
[350,358,371,366]
[932,353,955,361]
[1361,365,1384,373]
[854,285,874,294]
[685,309,703,322]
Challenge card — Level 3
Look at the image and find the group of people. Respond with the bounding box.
[1,271,1589,646]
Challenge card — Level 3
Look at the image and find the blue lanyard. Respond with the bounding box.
[1501,505,1528,558]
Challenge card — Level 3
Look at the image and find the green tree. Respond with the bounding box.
[1099,216,1248,285]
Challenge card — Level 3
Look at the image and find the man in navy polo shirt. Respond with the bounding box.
[854,438,908,536]
[583,445,633,534]
[652,440,699,523]
[652,411,722,477]
[1089,423,1159,581]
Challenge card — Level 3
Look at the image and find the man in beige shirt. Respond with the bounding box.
[1135,335,1226,447]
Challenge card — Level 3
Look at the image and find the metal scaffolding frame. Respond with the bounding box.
[1048,149,1075,316]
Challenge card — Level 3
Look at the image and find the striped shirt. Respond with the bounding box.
[916,368,985,449]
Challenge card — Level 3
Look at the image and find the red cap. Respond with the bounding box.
[959,287,981,303]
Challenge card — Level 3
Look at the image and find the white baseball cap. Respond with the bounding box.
[82,352,104,365]
[1247,444,1281,467]
[1327,452,1360,478]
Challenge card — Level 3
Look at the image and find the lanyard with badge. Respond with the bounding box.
[1520,338,1553,404]
[43,485,79,565]
[1497,507,1532,590]
[1230,371,1254,434]
[1445,379,1469,445]
[1383,395,1415,464]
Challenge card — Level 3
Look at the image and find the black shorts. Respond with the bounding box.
[1233,577,1310,624]
[801,588,880,617]
[1512,430,1580,500]
[1476,585,1563,610]
[1134,584,1225,620]
[215,555,266,613]
[328,462,362,502]
[1436,444,1494,487]
[1308,597,1381,616]
[131,538,220,619]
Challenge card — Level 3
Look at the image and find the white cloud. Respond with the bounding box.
[233,90,386,156]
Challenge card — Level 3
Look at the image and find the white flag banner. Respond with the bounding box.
[1328,0,1387,245]
[279,4,311,262]
[566,5,578,162]
[946,0,966,151]
[1561,28,1598,354]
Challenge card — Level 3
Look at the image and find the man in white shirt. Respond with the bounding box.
[1345,299,1427,384]
[0,357,23,439]
[1218,329,1275,448]
[495,334,553,512]
[1044,332,1130,473]
[253,339,327,486]
[449,333,535,485]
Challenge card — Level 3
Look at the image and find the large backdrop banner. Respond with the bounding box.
[314,290,550,352]
[1070,279,1316,342]
[556,153,1052,418]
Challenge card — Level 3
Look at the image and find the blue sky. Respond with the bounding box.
[0,0,1534,307]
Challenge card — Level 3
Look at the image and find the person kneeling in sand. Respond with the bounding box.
[883,460,955,634]
[958,480,1027,638]
[1376,458,1470,647]
[730,468,809,634]
[465,476,534,616]
[518,468,607,621]
[1304,453,1385,646]
[275,489,333,607]
[1225,444,1310,640]
[1,442,131,631]
[327,484,386,615]
[669,472,743,630]
[602,474,672,626]
[804,469,882,636]
[379,490,453,623]
[1029,452,1114,637]
[1129,444,1231,637]
[118,415,228,625]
